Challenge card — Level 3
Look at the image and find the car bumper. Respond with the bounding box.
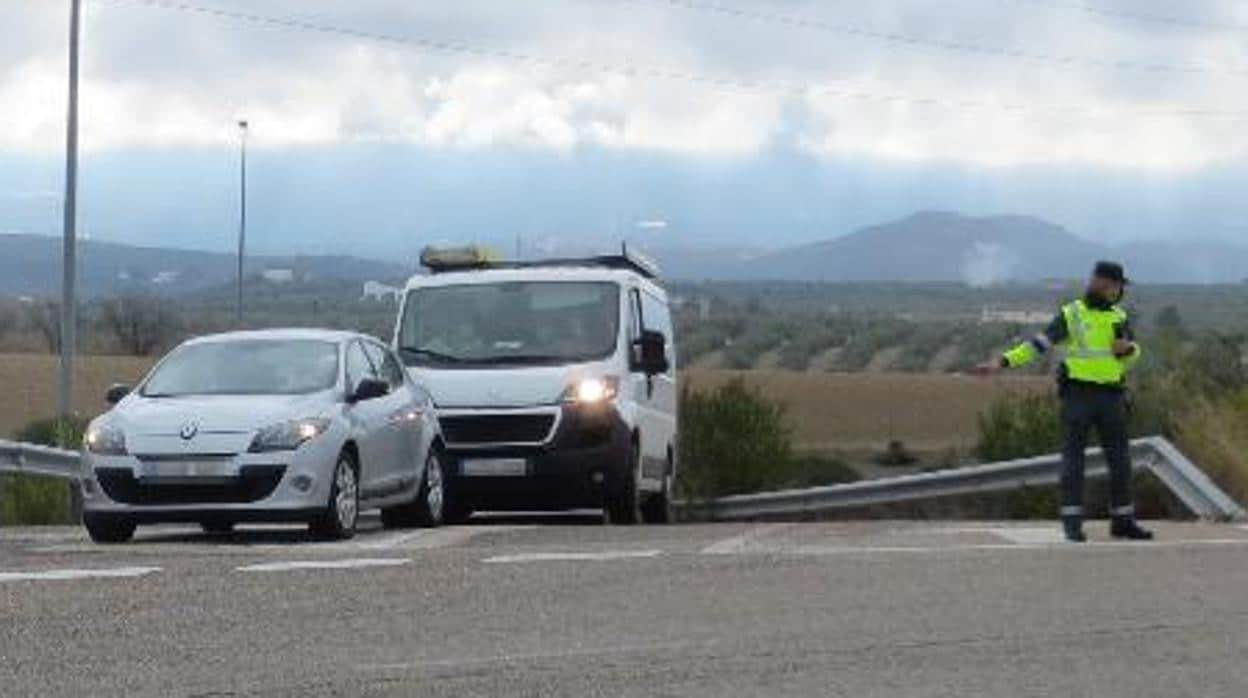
[443,404,632,511]
[81,434,341,523]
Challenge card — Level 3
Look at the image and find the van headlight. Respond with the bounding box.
[84,422,127,456]
[248,418,331,453]
[564,376,619,404]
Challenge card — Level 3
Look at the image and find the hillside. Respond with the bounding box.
[0,234,412,297]
[712,211,1248,284]
[734,211,1101,283]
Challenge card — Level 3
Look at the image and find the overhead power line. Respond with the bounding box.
[99,0,1248,121]
[1005,0,1248,33]
[621,0,1248,77]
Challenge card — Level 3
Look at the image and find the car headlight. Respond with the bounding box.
[248,418,331,453]
[84,422,127,456]
[563,376,619,404]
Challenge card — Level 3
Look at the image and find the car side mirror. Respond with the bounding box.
[350,378,389,403]
[631,330,670,375]
[105,384,131,405]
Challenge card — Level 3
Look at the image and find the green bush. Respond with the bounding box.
[678,379,794,498]
[16,415,88,448]
[974,392,1063,462]
[2,416,84,526]
[0,474,71,526]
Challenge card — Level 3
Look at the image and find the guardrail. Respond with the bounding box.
[686,437,1247,523]
[0,440,82,481]
[2,436,1243,524]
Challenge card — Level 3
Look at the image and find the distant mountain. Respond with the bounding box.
[731,211,1103,284]
[719,211,1248,284]
[0,234,412,297]
[4,211,1245,294]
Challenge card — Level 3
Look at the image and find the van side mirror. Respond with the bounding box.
[631,330,670,375]
[349,378,389,403]
[105,384,131,405]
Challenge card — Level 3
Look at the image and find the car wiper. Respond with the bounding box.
[398,346,467,364]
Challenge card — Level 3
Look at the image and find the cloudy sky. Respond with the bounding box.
[2,0,1247,256]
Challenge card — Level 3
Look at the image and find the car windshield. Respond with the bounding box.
[141,339,339,396]
[398,282,620,366]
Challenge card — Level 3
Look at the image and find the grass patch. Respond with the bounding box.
[0,474,72,526]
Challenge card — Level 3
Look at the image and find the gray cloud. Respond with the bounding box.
[2,0,1245,168]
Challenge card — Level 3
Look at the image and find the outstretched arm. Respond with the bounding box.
[976,312,1067,375]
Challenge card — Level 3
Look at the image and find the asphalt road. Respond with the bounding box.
[2,517,1248,697]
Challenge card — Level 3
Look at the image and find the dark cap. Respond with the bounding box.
[1092,260,1129,284]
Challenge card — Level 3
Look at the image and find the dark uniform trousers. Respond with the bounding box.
[1060,382,1132,519]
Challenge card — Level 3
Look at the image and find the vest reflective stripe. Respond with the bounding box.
[1060,299,1128,385]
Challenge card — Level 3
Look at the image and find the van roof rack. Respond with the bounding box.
[420,245,661,280]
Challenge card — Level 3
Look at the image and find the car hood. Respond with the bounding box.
[408,364,603,409]
[109,392,334,456]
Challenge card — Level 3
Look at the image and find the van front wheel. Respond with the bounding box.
[605,443,642,525]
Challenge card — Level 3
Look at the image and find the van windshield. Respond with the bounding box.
[398,282,620,367]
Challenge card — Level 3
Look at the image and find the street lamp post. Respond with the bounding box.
[235,119,248,326]
[58,0,82,432]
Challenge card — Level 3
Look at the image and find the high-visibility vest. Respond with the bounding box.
[1060,298,1134,385]
[1001,298,1140,385]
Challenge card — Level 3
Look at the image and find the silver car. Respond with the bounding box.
[81,329,445,543]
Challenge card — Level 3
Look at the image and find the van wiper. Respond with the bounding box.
[398,346,467,364]
[469,354,567,365]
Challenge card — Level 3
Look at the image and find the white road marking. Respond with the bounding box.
[0,566,161,583]
[988,527,1068,545]
[699,523,796,555]
[730,538,1248,557]
[483,550,664,564]
[238,558,409,572]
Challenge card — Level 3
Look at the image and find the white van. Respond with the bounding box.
[392,248,677,523]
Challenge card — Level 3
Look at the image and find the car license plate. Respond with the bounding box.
[141,459,234,479]
[461,458,528,477]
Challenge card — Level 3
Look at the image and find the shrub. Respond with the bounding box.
[974,391,1062,462]
[0,475,72,526]
[1,416,85,527]
[16,415,88,448]
[678,378,793,499]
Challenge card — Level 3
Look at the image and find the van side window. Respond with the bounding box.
[640,291,675,372]
[345,341,377,391]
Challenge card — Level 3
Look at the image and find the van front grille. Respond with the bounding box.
[439,413,556,446]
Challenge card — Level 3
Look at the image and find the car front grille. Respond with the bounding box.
[439,413,557,446]
[95,465,285,505]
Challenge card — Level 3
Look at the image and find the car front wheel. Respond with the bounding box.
[84,512,136,544]
[310,451,359,540]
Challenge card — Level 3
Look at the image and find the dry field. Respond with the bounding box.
[0,353,155,438]
[0,354,1051,456]
[684,368,1052,453]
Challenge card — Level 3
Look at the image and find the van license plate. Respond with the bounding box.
[461,458,528,477]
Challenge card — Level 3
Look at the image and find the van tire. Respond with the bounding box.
[605,442,642,525]
[641,473,673,524]
[84,513,136,544]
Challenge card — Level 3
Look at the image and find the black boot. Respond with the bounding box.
[1111,518,1154,541]
[1062,517,1086,543]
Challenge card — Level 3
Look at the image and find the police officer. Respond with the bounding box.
[977,261,1153,543]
